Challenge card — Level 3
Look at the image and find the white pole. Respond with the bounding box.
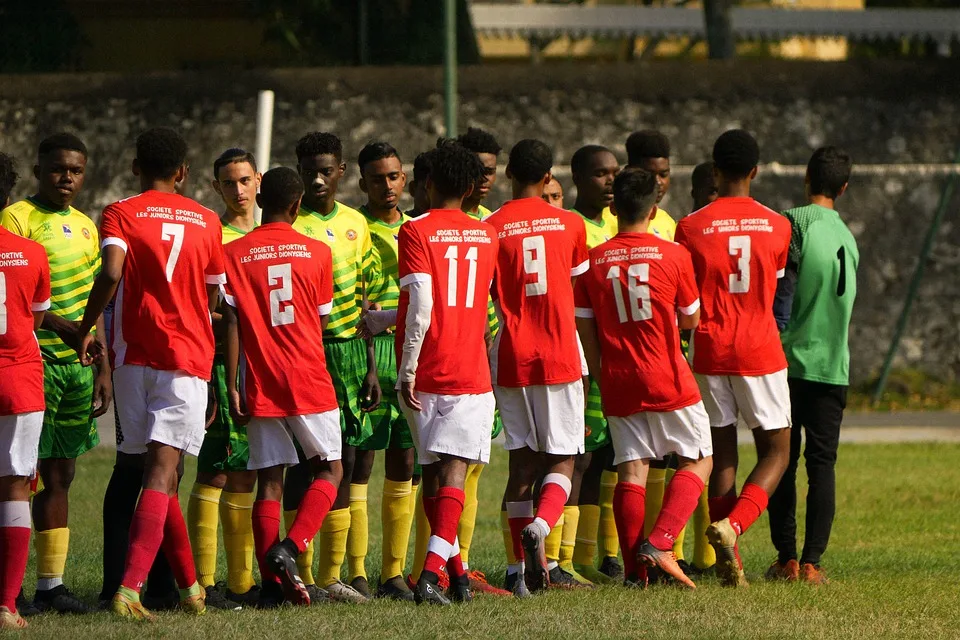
[254,89,275,223]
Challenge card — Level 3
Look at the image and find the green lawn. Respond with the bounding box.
[16,442,960,639]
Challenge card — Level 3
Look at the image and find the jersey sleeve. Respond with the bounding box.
[318,244,334,316]
[0,207,26,237]
[398,224,431,287]
[360,225,384,301]
[673,218,689,248]
[573,274,595,318]
[676,247,700,316]
[205,224,227,285]
[571,219,589,277]
[777,217,792,277]
[33,249,52,312]
[99,203,128,252]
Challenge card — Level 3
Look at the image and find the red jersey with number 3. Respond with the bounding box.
[574,233,701,416]
[675,197,791,376]
[395,208,498,395]
[0,228,51,415]
[222,223,336,417]
[485,198,588,387]
[100,190,225,380]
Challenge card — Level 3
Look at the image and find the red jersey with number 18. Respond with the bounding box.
[675,197,791,376]
[100,190,225,380]
[485,198,588,387]
[395,209,498,395]
[222,222,336,417]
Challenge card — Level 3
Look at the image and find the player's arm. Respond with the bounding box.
[678,306,701,330]
[33,310,46,332]
[77,244,124,365]
[91,314,113,418]
[677,249,702,332]
[223,304,248,424]
[398,276,433,412]
[773,261,797,331]
[575,316,602,392]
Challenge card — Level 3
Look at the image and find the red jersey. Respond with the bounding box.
[574,233,701,416]
[395,209,498,395]
[0,227,51,415]
[222,223,336,417]
[485,198,588,387]
[675,197,791,376]
[100,190,225,380]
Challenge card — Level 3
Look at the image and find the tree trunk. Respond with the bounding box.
[703,0,735,60]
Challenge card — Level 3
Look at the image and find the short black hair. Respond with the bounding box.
[625,130,670,166]
[712,130,759,179]
[357,142,401,177]
[807,146,852,199]
[691,161,715,192]
[259,167,304,213]
[612,168,659,225]
[38,133,87,162]
[213,148,257,179]
[570,145,613,178]
[136,127,188,179]
[296,132,343,163]
[507,139,552,186]
[456,127,501,156]
[424,141,485,200]
[411,151,431,184]
[0,153,19,205]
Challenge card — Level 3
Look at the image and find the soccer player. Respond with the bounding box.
[674,130,792,588]
[624,130,677,241]
[767,147,858,584]
[75,127,225,619]
[0,152,52,630]
[186,148,262,608]
[0,134,110,614]
[289,131,381,603]
[690,161,718,212]
[221,166,342,608]
[542,176,564,208]
[457,127,501,219]
[398,141,498,605]
[486,140,588,595]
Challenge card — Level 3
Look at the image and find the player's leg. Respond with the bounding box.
[766,377,805,581]
[590,445,622,579]
[220,469,257,604]
[379,438,416,600]
[458,462,483,571]
[347,448,374,596]
[504,446,540,595]
[282,461,316,589]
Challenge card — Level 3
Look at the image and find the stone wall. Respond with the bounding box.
[1,61,958,384]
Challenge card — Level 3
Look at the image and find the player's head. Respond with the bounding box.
[358,142,406,212]
[134,127,188,188]
[542,176,564,208]
[691,161,718,211]
[0,152,19,208]
[806,146,851,201]
[506,139,552,195]
[456,127,501,206]
[408,151,431,216]
[257,167,304,224]
[212,148,260,217]
[296,132,345,211]
[611,168,659,226]
[712,129,759,185]
[34,132,88,210]
[626,130,671,204]
[571,145,619,211]
[424,141,485,208]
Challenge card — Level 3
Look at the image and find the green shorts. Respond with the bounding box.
[325,337,374,448]
[40,362,100,460]
[584,378,610,453]
[197,356,250,473]
[358,334,413,451]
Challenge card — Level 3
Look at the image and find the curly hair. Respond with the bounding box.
[424,141,485,200]
[296,132,343,163]
[136,128,187,179]
[507,139,552,185]
[456,127,501,156]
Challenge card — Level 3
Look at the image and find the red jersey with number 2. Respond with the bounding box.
[100,190,225,380]
[675,197,791,376]
[395,208,499,395]
[222,222,336,417]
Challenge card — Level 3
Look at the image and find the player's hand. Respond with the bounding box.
[77,330,103,366]
[360,370,382,412]
[55,320,84,354]
[228,388,249,426]
[91,367,113,418]
[400,380,422,412]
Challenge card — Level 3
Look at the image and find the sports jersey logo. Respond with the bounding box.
[62,224,72,238]
[326,228,335,241]
[82,228,91,239]
[346,229,358,241]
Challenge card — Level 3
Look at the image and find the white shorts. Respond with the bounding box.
[696,369,791,431]
[247,410,342,470]
[608,402,712,466]
[0,411,44,476]
[114,365,208,457]
[495,381,585,455]
[400,392,495,466]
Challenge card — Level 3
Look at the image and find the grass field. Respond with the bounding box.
[13,442,960,639]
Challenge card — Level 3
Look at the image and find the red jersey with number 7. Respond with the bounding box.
[222,222,336,417]
[100,190,225,380]
[485,198,589,387]
[675,197,791,376]
[395,208,498,395]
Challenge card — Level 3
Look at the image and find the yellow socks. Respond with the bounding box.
[598,470,619,559]
[644,468,666,540]
[35,527,69,591]
[347,484,368,581]
[187,483,221,588]
[545,513,564,564]
[317,507,351,587]
[411,486,429,582]
[285,509,315,585]
[381,479,413,580]
[220,490,255,595]
[573,504,600,567]
[664,469,687,560]
[693,482,716,569]
[501,509,518,564]
[458,463,483,566]
[559,505,580,569]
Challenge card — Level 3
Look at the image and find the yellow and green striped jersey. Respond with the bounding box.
[466,206,499,337]
[573,208,619,249]
[215,218,256,355]
[361,206,409,313]
[293,202,382,339]
[0,197,100,363]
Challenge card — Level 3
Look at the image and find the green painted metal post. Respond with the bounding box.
[872,145,960,404]
[444,0,458,137]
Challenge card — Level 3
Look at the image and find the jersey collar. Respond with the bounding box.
[300,202,340,221]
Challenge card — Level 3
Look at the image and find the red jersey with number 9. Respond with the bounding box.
[675,197,791,376]
[222,222,336,417]
[99,190,225,380]
[485,198,588,387]
[395,209,499,395]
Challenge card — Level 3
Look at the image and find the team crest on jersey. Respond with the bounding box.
[326,228,335,241]
[346,229,357,241]
[62,224,72,238]
[82,228,91,239]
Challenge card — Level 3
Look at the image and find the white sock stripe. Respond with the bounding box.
[542,473,573,499]
[533,517,551,538]
[427,535,454,560]
[0,501,31,528]
[451,537,461,558]
[506,500,535,518]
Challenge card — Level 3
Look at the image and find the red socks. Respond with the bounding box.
[613,482,646,580]
[648,471,704,551]
[422,487,465,577]
[726,483,769,536]
[708,494,737,522]
[506,501,534,563]
[161,493,198,589]
[536,475,571,531]
[0,501,31,611]
[253,500,282,584]
[287,479,338,552]
[121,489,170,592]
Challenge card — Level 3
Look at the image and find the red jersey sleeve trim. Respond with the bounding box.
[575,307,595,318]
[31,299,51,312]
[101,237,127,253]
[318,302,333,316]
[206,273,227,285]
[679,299,701,316]
[571,260,589,277]
[399,272,431,287]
